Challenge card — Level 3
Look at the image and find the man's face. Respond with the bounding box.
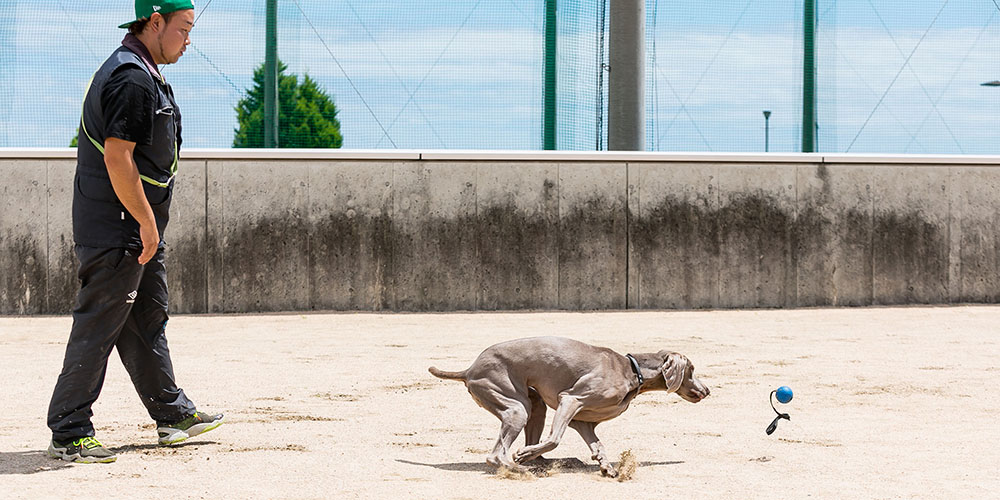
[154,9,194,64]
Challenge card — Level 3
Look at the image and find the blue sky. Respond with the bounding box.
[1,0,998,153]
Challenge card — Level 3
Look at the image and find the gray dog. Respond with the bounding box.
[429,336,709,476]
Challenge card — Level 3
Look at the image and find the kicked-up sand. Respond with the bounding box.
[1,306,998,499]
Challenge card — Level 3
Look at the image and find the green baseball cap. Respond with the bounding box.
[119,0,195,29]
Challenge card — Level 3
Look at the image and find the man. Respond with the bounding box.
[47,0,223,464]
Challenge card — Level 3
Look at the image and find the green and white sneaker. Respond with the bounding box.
[48,437,117,464]
[157,411,224,446]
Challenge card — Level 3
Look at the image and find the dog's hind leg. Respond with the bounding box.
[524,388,546,447]
[467,379,531,472]
[487,409,529,472]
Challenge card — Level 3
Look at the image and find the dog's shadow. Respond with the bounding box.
[397,456,683,476]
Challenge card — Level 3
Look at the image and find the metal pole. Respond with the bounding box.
[763,110,771,152]
[802,0,816,152]
[543,0,557,150]
[264,0,279,148]
[608,0,645,151]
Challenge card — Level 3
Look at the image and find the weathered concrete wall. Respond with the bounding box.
[0,160,47,314]
[308,161,395,311]
[949,167,1000,303]
[47,160,78,313]
[2,151,999,314]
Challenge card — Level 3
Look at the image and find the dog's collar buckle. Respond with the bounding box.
[626,354,644,385]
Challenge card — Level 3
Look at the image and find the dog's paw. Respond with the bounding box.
[513,447,535,463]
[601,465,619,478]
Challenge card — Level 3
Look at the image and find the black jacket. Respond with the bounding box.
[73,43,181,249]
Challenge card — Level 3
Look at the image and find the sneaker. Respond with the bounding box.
[157,411,224,446]
[48,437,118,464]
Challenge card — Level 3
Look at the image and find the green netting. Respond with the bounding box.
[0,1,997,152]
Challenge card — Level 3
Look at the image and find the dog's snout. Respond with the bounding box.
[691,380,710,401]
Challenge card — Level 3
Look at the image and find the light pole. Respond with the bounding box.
[802,0,816,152]
[763,110,771,152]
[543,0,556,150]
[264,0,278,148]
[609,0,645,151]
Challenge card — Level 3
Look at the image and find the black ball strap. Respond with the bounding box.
[765,390,791,435]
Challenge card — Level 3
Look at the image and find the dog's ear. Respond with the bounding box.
[660,352,688,393]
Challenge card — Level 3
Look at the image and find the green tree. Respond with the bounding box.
[234,60,343,148]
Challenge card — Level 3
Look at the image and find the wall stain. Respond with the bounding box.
[631,190,948,308]
[46,236,78,314]
[310,212,393,311]
[220,214,311,312]
[558,195,627,309]
[2,171,989,313]
[873,210,947,304]
[794,205,874,306]
[396,204,481,312]
[0,233,47,314]
[165,233,208,314]
[477,202,554,310]
[956,220,1000,303]
[631,194,719,309]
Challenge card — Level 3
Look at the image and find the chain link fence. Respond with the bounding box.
[0,0,997,152]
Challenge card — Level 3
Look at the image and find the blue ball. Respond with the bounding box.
[775,386,793,404]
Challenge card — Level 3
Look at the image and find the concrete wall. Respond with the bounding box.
[2,149,999,314]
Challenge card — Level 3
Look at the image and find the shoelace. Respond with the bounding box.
[74,437,104,450]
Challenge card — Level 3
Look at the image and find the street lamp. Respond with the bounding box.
[763,110,771,152]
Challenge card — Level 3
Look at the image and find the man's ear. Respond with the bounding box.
[660,352,688,393]
[149,12,165,32]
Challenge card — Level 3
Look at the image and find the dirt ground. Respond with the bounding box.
[1,306,997,499]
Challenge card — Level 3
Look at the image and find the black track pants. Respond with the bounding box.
[47,245,195,442]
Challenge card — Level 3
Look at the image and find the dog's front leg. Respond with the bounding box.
[569,420,616,477]
[513,395,582,464]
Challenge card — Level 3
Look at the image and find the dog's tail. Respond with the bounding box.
[428,366,467,381]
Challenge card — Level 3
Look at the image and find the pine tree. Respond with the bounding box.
[234,60,343,148]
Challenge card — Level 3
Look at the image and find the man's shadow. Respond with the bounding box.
[0,451,72,475]
[109,440,217,454]
[0,440,217,475]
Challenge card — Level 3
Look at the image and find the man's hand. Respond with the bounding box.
[138,221,159,265]
[104,137,159,265]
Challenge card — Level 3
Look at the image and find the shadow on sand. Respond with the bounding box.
[0,450,72,475]
[0,440,219,475]
[397,456,683,477]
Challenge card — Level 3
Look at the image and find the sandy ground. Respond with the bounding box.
[1,306,998,499]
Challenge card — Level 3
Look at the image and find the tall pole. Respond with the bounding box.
[763,110,771,152]
[608,0,645,151]
[543,0,557,150]
[264,0,279,148]
[802,0,816,152]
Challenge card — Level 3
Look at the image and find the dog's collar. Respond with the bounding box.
[626,354,644,385]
